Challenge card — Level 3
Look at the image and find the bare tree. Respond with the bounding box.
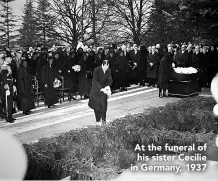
[51,0,90,46]
[50,0,111,46]
[89,0,112,45]
[107,0,154,45]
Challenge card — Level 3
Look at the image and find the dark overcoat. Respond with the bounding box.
[190,52,201,69]
[106,54,119,90]
[17,66,35,111]
[78,56,92,96]
[175,51,189,67]
[117,55,129,88]
[62,55,78,93]
[129,50,140,81]
[42,63,58,106]
[88,66,113,111]
[157,52,173,89]
[147,52,160,79]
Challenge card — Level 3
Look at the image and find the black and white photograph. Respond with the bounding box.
[0,0,218,180]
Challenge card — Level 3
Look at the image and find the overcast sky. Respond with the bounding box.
[11,0,25,16]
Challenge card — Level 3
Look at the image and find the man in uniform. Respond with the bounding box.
[1,56,16,123]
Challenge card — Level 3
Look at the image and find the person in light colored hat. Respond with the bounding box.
[148,46,152,53]
[156,44,160,49]
[187,44,192,52]
[76,42,84,51]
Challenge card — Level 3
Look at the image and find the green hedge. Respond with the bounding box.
[23,96,217,180]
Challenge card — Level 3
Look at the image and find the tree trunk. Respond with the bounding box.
[43,24,46,46]
[6,1,10,48]
[91,0,97,45]
[81,0,85,42]
[72,20,78,47]
[133,34,140,45]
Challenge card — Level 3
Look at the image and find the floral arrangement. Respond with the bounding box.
[53,78,61,88]
[72,65,81,72]
[173,67,198,74]
[102,86,112,97]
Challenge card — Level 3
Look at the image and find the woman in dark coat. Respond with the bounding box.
[21,52,30,64]
[98,47,106,60]
[42,57,58,108]
[77,47,84,60]
[53,51,65,77]
[17,59,35,115]
[117,50,129,91]
[157,44,174,97]
[29,52,38,76]
[86,50,95,80]
[63,49,78,99]
[37,52,48,92]
[106,49,119,91]
[138,46,148,86]
[88,60,113,125]
[78,54,92,99]
[94,52,104,68]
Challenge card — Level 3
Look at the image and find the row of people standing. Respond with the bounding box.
[173,44,218,91]
[0,54,35,123]
[158,44,218,98]
[22,46,148,99]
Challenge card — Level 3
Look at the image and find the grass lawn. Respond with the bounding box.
[23,96,217,180]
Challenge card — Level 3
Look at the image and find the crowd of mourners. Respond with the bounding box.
[0,42,217,123]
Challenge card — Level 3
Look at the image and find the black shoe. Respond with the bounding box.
[148,84,152,87]
[23,111,30,115]
[12,109,17,114]
[7,118,16,123]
